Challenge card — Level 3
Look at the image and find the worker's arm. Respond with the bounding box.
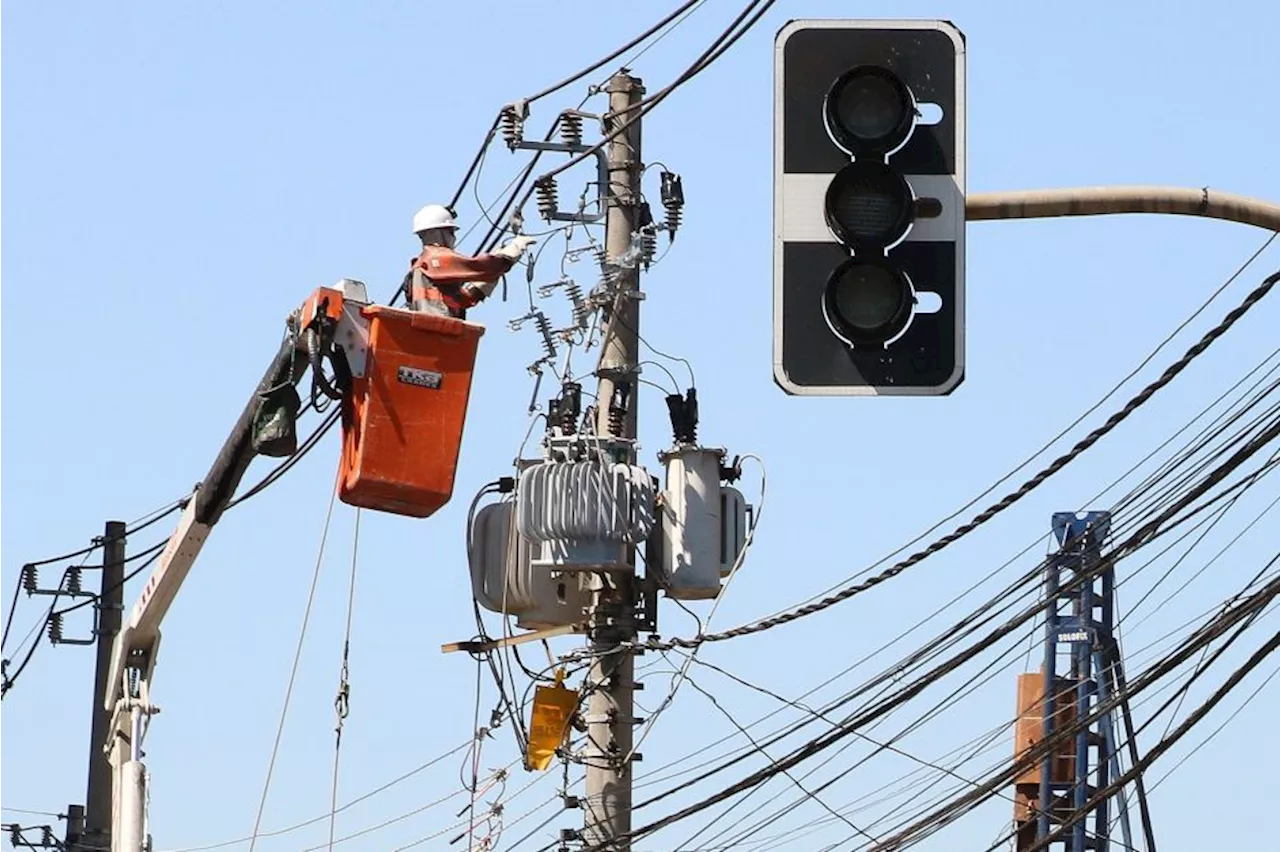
[420,249,515,287]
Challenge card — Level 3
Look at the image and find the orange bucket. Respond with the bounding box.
[338,306,485,518]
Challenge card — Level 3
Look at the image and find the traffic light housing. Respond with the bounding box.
[773,19,966,396]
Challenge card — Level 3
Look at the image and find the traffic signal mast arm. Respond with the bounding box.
[966,185,1280,232]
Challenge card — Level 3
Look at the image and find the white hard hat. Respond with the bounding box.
[413,204,458,234]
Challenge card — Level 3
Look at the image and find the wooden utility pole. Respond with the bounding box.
[584,69,644,852]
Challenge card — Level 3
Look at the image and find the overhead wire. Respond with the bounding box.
[861,558,1280,851]
[157,742,476,852]
[486,0,775,258]
[624,455,1244,823]
[735,570,1280,852]
[590,422,1280,850]
[643,267,1280,653]
[625,455,765,762]
[746,240,1280,626]
[326,508,362,852]
[560,455,1269,844]
[976,606,1280,852]
[532,0,777,187]
[246,477,340,852]
[742,583,1269,849]
[525,0,704,105]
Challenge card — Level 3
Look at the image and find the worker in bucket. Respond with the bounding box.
[403,204,536,318]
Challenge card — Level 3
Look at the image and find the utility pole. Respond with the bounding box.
[70,521,127,852]
[584,69,644,852]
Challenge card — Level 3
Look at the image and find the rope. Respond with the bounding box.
[247,480,339,851]
[326,508,361,851]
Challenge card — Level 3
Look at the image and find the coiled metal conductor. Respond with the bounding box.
[66,567,83,596]
[48,612,64,644]
[560,112,584,147]
[500,103,525,149]
[21,564,37,593]
[535,177,559,222]
[533,311,558,360]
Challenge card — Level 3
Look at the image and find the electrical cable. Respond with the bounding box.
[534,0,777,186]
[48,541,168,619]
[326,508,361,852]
[625,455,765,762]
[645,268,1280,652]
[410,3,709,301]
[3,547,163,700]
[742,574,1280,852]
[157,742,476,852]
[981,620,1280,852]
[1,573,25,653]
[601,433,1280,851]
[484,0,772,260]
[750,241,1280,626]
[525,0,704,105]
[246,477,339,852]
[1145,660,1278,795]
[447,113,505,214]
[867,571,1280,852]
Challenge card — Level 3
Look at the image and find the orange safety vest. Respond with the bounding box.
[404,245,515,318]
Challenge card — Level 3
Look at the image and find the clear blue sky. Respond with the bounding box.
[4,1,1279,850]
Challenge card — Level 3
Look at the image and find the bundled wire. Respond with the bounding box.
[642,268,1280,653]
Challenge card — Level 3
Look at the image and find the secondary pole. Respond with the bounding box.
[584,69,644,852]
[76,520,127,852]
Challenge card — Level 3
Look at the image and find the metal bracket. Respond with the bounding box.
[513,139,609,223]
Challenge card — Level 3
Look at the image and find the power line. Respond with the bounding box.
[246,480,339,852]
[525,0,704,105]
[646,267,1280,652]
[746,242,1280,627]
[534,0,777,186]
[480,0,775,258]
[442,0,705,230]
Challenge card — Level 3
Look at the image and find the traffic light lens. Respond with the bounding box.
[834,75,901,142]
[825,66,916,155]
[824,161,915,250]
[825,260,914,346]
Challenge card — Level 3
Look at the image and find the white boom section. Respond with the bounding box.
[103,499,211,852]
[104,499,211,711]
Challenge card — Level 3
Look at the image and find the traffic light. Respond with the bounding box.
[773,19,966,396]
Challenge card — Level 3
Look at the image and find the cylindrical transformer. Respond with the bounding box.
[659,446,726,600]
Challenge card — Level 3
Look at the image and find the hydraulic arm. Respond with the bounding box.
[100,277,487,851]
[101,280,371,851]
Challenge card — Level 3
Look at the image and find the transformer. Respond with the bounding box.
[654,446,749,600]
[469,499,590,630]
[515,436,657,573]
